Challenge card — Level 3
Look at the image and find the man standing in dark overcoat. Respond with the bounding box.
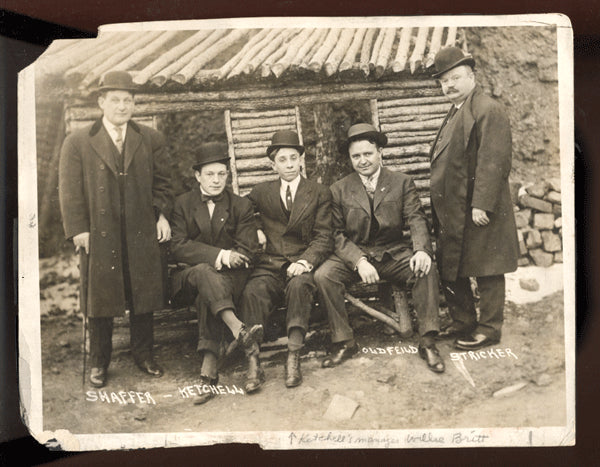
[430,47,519,350]
[59,71,173,387]
[314,123,445,374]
[239,130,333,389]
[170,142,263,404]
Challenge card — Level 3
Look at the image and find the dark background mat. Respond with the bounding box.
[0,2,596,465]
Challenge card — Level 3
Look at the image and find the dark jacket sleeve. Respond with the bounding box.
[232,197,259,263]
[402,177,433,257]
[58,133,89,240]
[169,195,221,267]
[150,129,174,219]
[246,187,264,231]
[298,186,333,268]
[471,97,512,213]
[331,183,366,270]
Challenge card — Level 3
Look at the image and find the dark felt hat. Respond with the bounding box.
[97,70,138,93]
[342,123,388,154]
[266,130,304,159]
[432,46,476,79]
[192,142,230,171]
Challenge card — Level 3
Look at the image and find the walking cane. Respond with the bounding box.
[79,249,89,387]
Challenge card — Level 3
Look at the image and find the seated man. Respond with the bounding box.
[239,130,333,389]
[314,123,445,373]
[170,142,263,404]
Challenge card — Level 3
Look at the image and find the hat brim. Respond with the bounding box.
[342,131,388,154]
[192,156,230,171]
[266,144,305,159]
[432,57,476,79]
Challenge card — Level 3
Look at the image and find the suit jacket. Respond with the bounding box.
[330,167,432,270]
[247,177,333,272]
[170,187,258,297]
[58,119,172,318]
[430,85,519,281]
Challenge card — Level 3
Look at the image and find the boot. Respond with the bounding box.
[285,349,302,388]
[245,353,265,394]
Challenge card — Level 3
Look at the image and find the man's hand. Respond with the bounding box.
[229,250,250,269]
[356,258,380,284]
[156,213,171,243]
[73,232,90,254]
[287,262,308,278]
[257,229,267,251]
[409,251,432,278]
[472,208,490,226]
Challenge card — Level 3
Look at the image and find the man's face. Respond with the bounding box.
[271,147,302,182]
[438,65,476,104]
[348,139,382,178]
[195,162,228,196]
[98,90,135,126]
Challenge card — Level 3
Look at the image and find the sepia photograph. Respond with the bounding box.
[18,14,574,450]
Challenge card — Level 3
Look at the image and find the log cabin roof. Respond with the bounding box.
[37,27,465,94]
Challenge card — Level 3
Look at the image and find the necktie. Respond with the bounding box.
[285,184,293,212]
[114,126,124,154]
[364,177,376,199]
[201,192,225,203]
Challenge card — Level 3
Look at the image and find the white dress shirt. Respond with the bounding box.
[279,174,302,207]
[358,165,382,195]
[102,117,127,150]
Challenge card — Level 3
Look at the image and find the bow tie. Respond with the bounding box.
[201,192,224,203]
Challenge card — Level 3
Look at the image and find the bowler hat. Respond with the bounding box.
[342,123,388,154]
[266,130,304,159]
[432,46,476,79]
[192,142,230,171]
[97,70,138,93]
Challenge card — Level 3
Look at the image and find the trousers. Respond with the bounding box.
[314,252,440,343]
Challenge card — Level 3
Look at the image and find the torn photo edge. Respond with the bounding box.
[17,13,575,450]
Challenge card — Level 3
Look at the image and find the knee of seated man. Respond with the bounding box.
[186,263,216,282]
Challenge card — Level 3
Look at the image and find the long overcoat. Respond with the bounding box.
[59,119,173,318]
[430,85,519,282]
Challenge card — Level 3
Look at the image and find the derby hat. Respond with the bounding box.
[192,142,230,171]
[342,123,388,154]
[97,70,138,93]
[266,130,304,159]
[432,46,476,79]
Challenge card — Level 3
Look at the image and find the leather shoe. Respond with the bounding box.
[418,343,445,373]
[455,333,499,350]
[194,374,219,405]
[90,367,107,388]
[228,324,264,356]
[285,350,302,388]
[245,354,265,394]
[321,340,358,368]
[136,358,164,377]
[437,322,473,339]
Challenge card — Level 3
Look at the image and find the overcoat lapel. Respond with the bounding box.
[89,123,119,176]
[348,173,371,215]
[123,122,142,173]
[461,90,477,150]
[431,109,454,163]
[191,189,213,244]
[211,192,230,240]
[285,177,310,233]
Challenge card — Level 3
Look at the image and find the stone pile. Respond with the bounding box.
[514,178,562,267]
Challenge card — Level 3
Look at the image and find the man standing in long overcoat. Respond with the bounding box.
[59,71,173,387]
[429,47,519,350]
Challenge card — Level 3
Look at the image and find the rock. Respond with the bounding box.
[525,229,542,249]
[533,213,555,230]
[376,374,397,384]
[525,183,547,199]
[545,190,561,204]
[541,231,562,252]
[510,182,522,205]
[517,185,529,199]
[518,257,530,267]
[323,394,360,421]
[554,217,562,229]
[514,209,532,229]
[554,251,563,263]
[519,278,540,291]
[492,382,528,397]
[547,178,561,192]
[517,230,528,256]
[518,194,553,213]
[529,249,554,267]
[535,373,552,387]
[553,203,561,216]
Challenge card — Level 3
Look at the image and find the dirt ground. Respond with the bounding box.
[38,255,566,436]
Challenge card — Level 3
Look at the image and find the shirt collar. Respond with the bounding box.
[102,116,127,136]
[281,174,302,192]
[358,166,381,186]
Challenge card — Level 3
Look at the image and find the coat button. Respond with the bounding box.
[100,231,107,237]
[100,164,105,170]
[99,186,105,192]
[100,209,106,215]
